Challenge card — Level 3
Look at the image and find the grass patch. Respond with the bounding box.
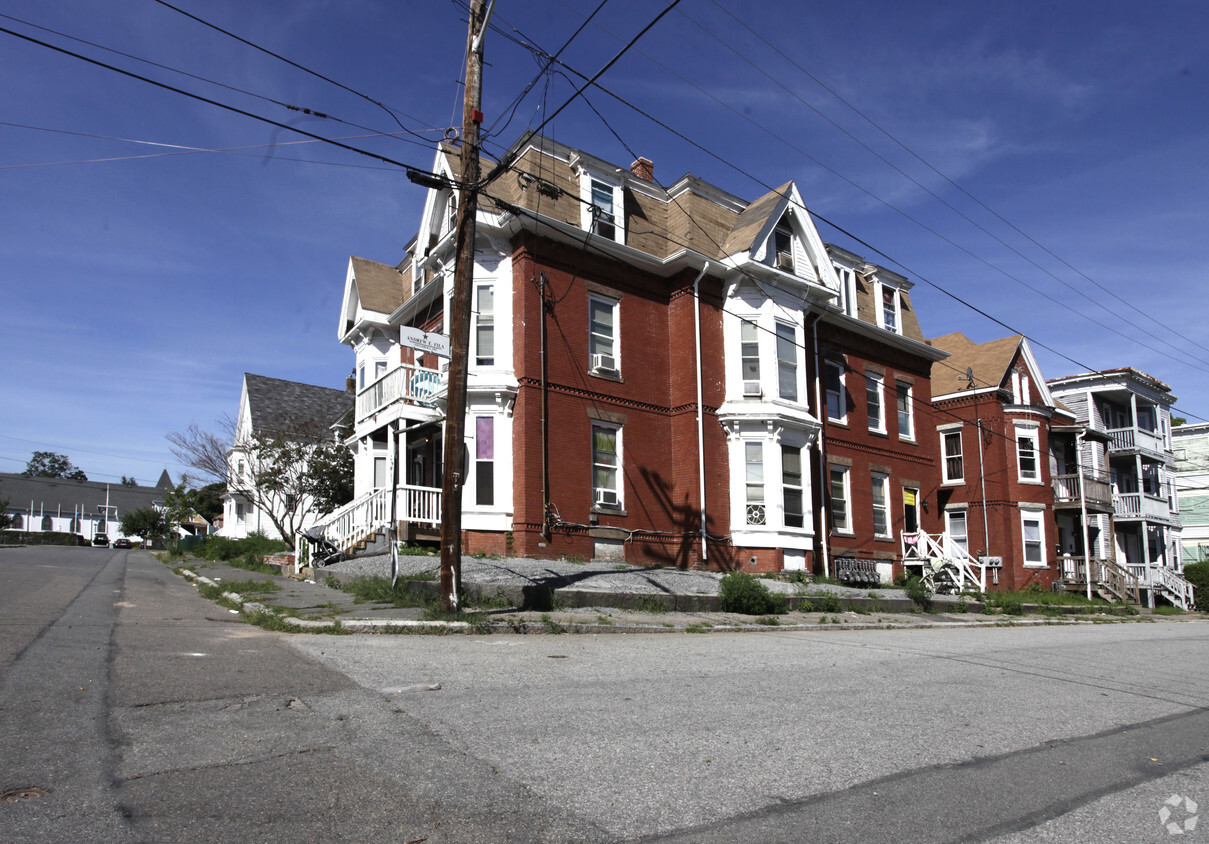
[637,596,668,614]
[801,591,842,613]
[1153,604,1185,615]
[215,577,282,595]
[685,624,710,634]
[756,615,781,626]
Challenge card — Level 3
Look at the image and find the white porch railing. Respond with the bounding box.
[1113,492,1174,521]
[356,363,447,422]
[1156,567,1196,610]
[1108,426,1166,457]
[1051,473,1113,509]
[901,530,986,593]
[295,484,442,569]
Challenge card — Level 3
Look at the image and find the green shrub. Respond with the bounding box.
[718,572,786,615]
[802,591,842,613]
[999,595,1025,616]
[902,575,933,612]
[1183,561,1209,611]
[195,533,289,562]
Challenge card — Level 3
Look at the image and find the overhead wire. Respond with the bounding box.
[702,0,1209,360]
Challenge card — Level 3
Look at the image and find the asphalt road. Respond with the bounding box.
[2,546,1207,842]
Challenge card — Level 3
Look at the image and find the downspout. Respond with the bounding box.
[692,262,711,561]
[539,272,551,540]
[810,311,830,578]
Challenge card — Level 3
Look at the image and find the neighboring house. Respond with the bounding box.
[928,333,1105,595]
[0,470,174,542]
[219,373,354,541]
[816,245,948,584]
[1173,422,1209,565]
[1048,369,1193,608]
[318,134,966,577]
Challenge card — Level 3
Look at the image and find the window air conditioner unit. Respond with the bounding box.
[743,380,762,398]
[592,353,616,373]
[776,251,795,272]
[596,489,619,507]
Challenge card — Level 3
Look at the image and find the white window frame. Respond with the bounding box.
[472,282,495,367]
[373,456,388,489]
[775,321,798,402]
[878,282,902,334]
[1016,425,1041,484]
[739,319,761,396]
[580,175,624,244]
[1021,508,1046,567]
[591,422,622,509]
[866,372,885,433]
[941,426,964,484]
[772,219,795,273]
[834,266,857,317]
[945,508,969,558]
[829,464,851,534]
[825,359,847,423]
[588,294,619,373]
[896,380,914,441]
[871,472,890,538]
[745,441,766,526]
[782,445,804,529]
[475,416,494,506]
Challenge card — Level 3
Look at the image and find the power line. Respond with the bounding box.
[150,0,426,136]
[701,0,1209,362]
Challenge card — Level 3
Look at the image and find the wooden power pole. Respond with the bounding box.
[440,0,489,612]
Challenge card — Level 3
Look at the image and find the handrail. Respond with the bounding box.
[901,530,986,592]
[294,484,443,569]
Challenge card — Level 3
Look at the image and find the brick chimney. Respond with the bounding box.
[630,157,654,182]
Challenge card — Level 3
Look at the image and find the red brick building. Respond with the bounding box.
[929,332,1073,591]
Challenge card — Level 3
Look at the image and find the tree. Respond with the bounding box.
[0,497,11,531]
[121,476,138,487]
[167,413,354,545]
[119,507,169,542]
[23,451,87,481]
[162,483,198,534]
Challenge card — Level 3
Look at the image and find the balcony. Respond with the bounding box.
[1052,472,1113,512]
[1107,426,1168,461]
[1113,492,1178,524]
[356,363,447,423]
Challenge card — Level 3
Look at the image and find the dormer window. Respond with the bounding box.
[878,283,902,334]
[590,179,617,240]
[834,265,857,317]
[576,168,625,244]
[773,220,795,273]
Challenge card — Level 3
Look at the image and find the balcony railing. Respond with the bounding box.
[356,363,447,422]
[1113,492,1176,522]
[1051,472,1113,510]
[1107,426,1166,458]
[1057,554,1140,604]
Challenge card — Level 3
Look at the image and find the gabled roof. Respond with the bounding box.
[349,256,409,315]
[722,182,795,257]
[930,332,1024,397]
[243,374,353,437]
[0,472,171,516]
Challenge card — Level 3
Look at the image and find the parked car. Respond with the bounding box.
[92,534,109,547]
[112,537,132,549]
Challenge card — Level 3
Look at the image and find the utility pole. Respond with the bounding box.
[440,0,489,612]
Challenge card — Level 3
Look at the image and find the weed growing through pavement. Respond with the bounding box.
[637,596,667,614]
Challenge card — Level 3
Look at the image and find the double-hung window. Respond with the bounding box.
[475,417,494,506]
[473,283,494,366]
[1016,427,1040,482]
[745,442,765,525]
[871,472,890,538]
[589,178,617,240]
[589,294,618,373]
[880,284,901,333]
[740,320,760,396]
[829,465,851,533]
[866,373,885,433]
[896,380,914,440]
[782,446,803,528]
[592,423,621,508]
[946,509,969,558]
[942,428,964,483]
[1021,510,1045,566]
[825,360,846,422]
[776,322,798,401]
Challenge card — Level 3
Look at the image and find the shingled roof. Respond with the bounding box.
[349,256,409,315]
[929,332,1024,397]
[0,472,172,518]
[244,374,353,437]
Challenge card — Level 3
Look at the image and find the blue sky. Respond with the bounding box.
[2,0,1207,486]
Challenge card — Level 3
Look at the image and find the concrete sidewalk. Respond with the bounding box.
[167,552,1166,635]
